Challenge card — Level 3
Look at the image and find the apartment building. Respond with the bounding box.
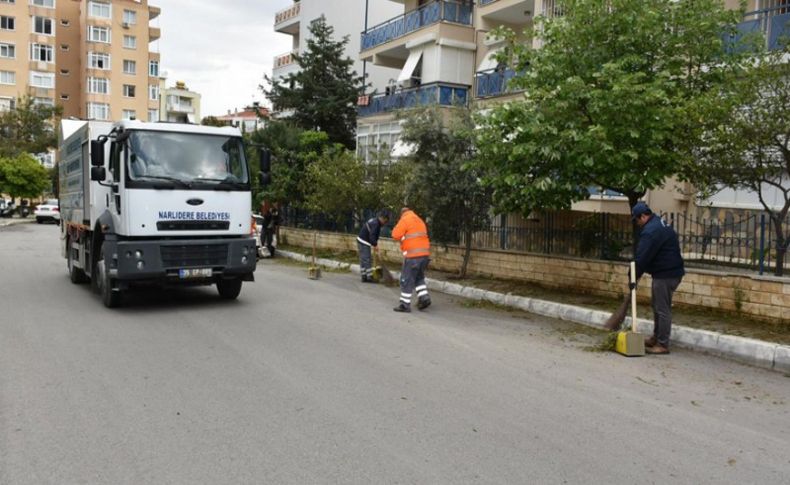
[356,0,790,215]
[215,104,269,133]
[0,0,161,122]
[271,0,402,102]
[158,79,200,123]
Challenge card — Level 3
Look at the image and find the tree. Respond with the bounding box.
[0,153,51,200]
[201,115,226,127]
[0,96,62,158]
[302,145,369,226]
[474,0,744,221]
[400,107,492,278]
[692,46,790,276]
[262,15,363,148]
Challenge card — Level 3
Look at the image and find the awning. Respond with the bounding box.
[397,48,424,83]
[477,47,503,72]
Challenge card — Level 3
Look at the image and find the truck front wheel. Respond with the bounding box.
[216,278,242,300]
[95,244,122,308]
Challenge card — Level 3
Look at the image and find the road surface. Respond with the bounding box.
[1,223,789,484]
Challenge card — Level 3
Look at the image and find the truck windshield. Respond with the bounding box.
[127,131,249,186]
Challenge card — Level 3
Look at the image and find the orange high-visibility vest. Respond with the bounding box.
[391,210,430,259]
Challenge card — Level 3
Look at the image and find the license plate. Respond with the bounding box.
[179,268,213,279]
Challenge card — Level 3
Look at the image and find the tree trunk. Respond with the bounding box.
[771,216,786,277]
[626,192,642,256]
[460,228,473,279]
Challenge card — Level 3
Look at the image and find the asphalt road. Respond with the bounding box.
[1,223,789,484]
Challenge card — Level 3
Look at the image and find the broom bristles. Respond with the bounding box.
[604,294,631,330]
[380,266,397,287]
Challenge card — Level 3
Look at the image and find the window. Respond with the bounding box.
[123,35,136,49]
[60,94,69,100]
[122,109,136,120]
[87,102,109,121]
[87,51,110,69]
[123,60,136,74]
[148,109,159,122]
[30,0,55,7]
[0,16,14,31]
[122,10,137,25]
[1,0,16,4]
[33,17,53,35]
[149,84,159,100]
[88,26,110,43]
[87,77,109,94]
[0,43,14,59]
[34,97,54,107]
[30,43,54,62]
[0,97,15,113]
[88,2,111,19]
[29,71,55,88]
[123,84,135,97]
[0,71,15,85]
[148,60,159,77]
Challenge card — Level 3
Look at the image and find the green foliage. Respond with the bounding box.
[200,115,226,127]
[263,16,363,149]
[302,145,368,225]
[692,45,790,275]
[0,153,51,199]
[0,96,62,158]
[474,0,745,215]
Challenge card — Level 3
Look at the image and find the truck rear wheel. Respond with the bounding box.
[96,244,122,308]
[216,278,242,300]
[67,237,89,284]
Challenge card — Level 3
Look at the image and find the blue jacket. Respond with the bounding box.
[635,215,685,280]
[357,217,383,247]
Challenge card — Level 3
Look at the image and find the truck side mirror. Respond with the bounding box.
[259,171,272,187]
[91,140,105,167]
[90,166,106,181]
[259,148,271,173]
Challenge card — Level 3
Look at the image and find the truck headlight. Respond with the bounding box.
[135,250,144,260]
[242,246,249,256]
[241,256,248,264]
[137,261,145,270]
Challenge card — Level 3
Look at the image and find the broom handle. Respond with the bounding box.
[630,261,636,332]
[312,232,317,265]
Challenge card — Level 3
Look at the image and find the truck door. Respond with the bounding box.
[108,140,122,216]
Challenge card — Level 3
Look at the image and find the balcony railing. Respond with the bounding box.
[729,4,790,52]
[475,68,519,98]
[479,0,499,5]
[360,1,473,52]
[358,82,469,117]
[275,2,301,25]
[273,51,296,69]
[167,103,194,114]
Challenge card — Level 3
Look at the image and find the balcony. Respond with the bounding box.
[475,68,519,98]
[148,5,161,20]
[477,0,534,25]
[167,103,194,114]
[274,2,301,35]
[360,1,473,53]
[149,26,161,42]
[273,51,296,70]
[357,82,469,117]
[727,4,790,52]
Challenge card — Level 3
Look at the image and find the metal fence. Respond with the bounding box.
[281,207,789,276]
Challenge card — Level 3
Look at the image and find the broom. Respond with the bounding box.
[376,249,397,287]
[604,293,631,330]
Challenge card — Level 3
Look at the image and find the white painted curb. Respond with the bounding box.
[277,250,787,373]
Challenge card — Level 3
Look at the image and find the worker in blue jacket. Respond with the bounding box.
[357,210,390,283]
[632,202,685,355]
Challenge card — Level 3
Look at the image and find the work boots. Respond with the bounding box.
[393,303,411,313]
[417,296,431,311]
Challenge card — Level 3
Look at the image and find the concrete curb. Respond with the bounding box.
[0,218,34,228]
[277,250,788,373]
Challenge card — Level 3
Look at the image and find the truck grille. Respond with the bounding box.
[157,221,230,231]
[160,244,229,268]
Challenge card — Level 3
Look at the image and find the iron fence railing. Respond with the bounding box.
[726,3,790,52]
[281,208,790,276]
[475,68,519,98]
[360,0,474,52]
[358,82,469,117]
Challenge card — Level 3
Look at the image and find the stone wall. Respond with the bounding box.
[279,227,790,323]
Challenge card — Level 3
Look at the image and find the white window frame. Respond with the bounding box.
[87,25,110,43]
[123,59,136,75]
[87,102,110,121]
[0,43,15,59]
[0,15,15,31]
[33,16,54,35]
[122,109,136,120]
[87,77,109,94]
[123,35,136,49]
[122,10,137,25]
[33,97,54,107]
[0,70,15,85]
[30,0,55,8]
[87,51,110,70]
[30,43,54,63]
[88,1,111,19]
[123,84,135,98]
[149,84,159,100]
[147,109,159,122]
[29,71,55,89]
[148,60,159,77]
[0,97,15,113]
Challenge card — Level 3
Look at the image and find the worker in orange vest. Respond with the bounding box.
[390,207,431,312]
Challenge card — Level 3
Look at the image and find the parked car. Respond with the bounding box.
[0,199,14,218]
[34,199,60,224]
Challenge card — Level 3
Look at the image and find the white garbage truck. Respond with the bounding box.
[59,120,269,307]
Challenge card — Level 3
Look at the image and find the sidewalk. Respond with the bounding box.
[0,218,34,228]
[276,248,790,374]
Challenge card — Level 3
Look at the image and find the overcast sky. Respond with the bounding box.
[153,0,294,118]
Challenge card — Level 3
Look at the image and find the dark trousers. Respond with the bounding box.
[652,276,682,348]
[358,242,372,278]
[261,228,275,256]
[399,256,430,307]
